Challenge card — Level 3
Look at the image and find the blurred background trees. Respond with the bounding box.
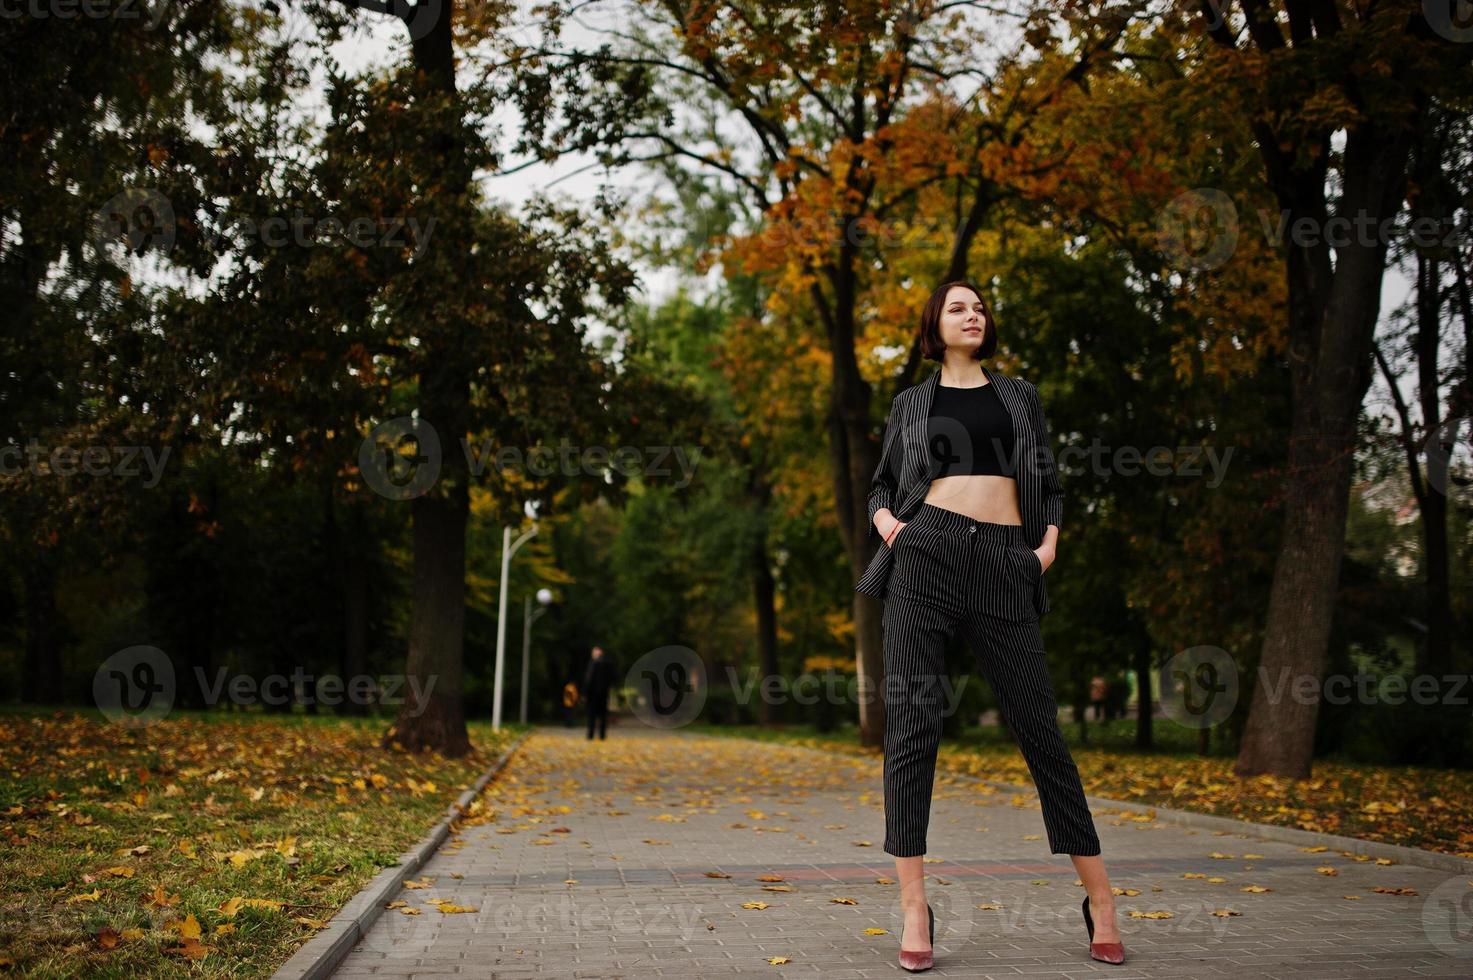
[2,0,1468,770]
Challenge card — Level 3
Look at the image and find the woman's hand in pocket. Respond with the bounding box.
[1032,544,1055,573]
[885,519,908,549]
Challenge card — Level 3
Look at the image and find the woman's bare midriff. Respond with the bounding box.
[920,474,1022,525]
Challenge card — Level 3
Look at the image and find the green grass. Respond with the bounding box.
[0,707,524,977]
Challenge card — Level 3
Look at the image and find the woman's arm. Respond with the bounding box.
[1026,381,1063,565]
[867,397,902,543]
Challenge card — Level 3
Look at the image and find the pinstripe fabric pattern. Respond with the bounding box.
[879,504,1101,858]
[853,366,1096,859]
[854,366,1063,615]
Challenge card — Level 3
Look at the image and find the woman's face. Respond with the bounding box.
[939,285,987,351]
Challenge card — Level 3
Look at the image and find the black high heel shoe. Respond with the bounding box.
[1081,894,1126,964]
[898,903,934,972]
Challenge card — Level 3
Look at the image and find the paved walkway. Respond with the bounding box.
[333,724,1470,978]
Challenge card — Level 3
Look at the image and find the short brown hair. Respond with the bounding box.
[919,280,997,362]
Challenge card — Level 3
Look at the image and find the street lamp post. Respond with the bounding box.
[520,588,554,724]
[493,522,538,731]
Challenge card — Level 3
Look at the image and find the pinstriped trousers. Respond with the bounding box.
[882,503,1101,859]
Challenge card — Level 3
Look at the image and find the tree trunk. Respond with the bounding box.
[752,534,779,725]
[1235,119,1418,778]
[341,500,370,716]
[1412,159,1453,678]
[823,230,891,747]
[367,0,473,755]
[384,341,472,756]
[21,545,63,705]
[1133,646,1153,752]
[1382,107,1457,680]
[841,367,887,748]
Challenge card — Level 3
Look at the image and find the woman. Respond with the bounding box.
[854,281,1126,972]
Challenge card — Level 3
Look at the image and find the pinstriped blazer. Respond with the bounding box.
[853,364,1064,616]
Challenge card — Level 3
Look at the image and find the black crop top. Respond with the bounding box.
[882,381,1016,481]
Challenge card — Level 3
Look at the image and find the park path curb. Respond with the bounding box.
[711,731,1473,876]
[269,729,531,980]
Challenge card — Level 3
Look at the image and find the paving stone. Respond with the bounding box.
[331,725,1473,978]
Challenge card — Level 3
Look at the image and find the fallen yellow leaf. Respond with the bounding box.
[170,914,202,940]
[168,938,209,960]
[432,902,477,914]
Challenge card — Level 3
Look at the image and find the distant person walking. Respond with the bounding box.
[582,645,616,740]
[561,680,579,727]
[1090,675,1107,722]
